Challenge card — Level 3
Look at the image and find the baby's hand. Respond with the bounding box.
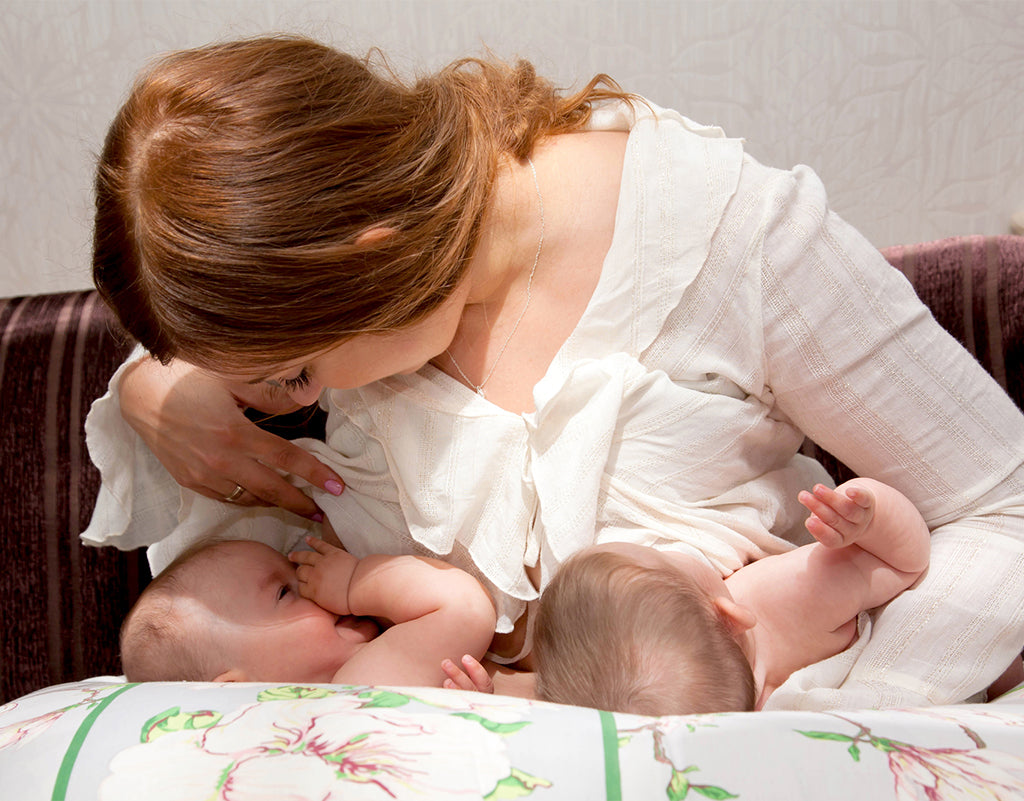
[441,655,495,694]
[289,536,358,614]
[798,481,876,549]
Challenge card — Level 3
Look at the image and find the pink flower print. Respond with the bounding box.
[0,708,65,750]
[889,744,1024,801]
[800,715,1024,801]
[101,693,517,800]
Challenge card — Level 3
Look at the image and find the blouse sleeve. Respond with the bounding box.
[80,345,182,552]
[79,348,317,575]
[743,158,1024,708]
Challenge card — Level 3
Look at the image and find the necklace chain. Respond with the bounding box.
[446,156,544,398]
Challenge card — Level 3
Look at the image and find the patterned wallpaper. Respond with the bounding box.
[1,0,1021,296]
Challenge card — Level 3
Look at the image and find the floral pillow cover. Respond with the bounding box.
[3,678,1024,800]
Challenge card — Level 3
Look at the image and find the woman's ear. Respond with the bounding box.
[713,596,757,637]
[355,226,397,247]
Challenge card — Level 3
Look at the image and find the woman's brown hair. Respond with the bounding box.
[93,34,634,370]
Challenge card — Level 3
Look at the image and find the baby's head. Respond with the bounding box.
[534,543,755,715]
[120,538,378,683]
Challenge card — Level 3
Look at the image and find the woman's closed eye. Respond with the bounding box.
[278,370,309,395]
[280,369,311,391]
[264,368,311,393]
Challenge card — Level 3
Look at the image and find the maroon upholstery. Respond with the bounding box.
[884,236,1024,402]
[0,291,146,701]
[1,235,1022,702]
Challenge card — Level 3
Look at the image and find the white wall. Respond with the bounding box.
[1,0,1021,297]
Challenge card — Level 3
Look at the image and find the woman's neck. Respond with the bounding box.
[438,132,627,411]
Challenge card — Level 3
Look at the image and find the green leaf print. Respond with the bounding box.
[666,767,737,800]
[666,768,691,801]
[797,731,855,742]
[256,685,337,702]
[141,707,222,743]
[453,712,531,735]
[485,768,553,799]
[356,689,412,708]
[692,786,739,800]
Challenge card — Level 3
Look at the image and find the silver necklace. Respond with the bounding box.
[446,156,544,397]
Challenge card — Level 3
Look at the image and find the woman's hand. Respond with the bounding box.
[119,356,344,518]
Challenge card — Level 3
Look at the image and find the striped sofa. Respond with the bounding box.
[1,235,1023,704]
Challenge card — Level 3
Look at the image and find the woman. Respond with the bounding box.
[85,35,1024,709]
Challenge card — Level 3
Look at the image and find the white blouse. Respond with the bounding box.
[83,100,1024,710]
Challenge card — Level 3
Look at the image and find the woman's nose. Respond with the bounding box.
[288,380,324,407]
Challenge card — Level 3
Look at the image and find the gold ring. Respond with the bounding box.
[224,484,246,503]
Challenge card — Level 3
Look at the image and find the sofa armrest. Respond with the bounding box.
[0,291,150,702]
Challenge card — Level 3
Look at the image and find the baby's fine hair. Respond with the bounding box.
[534,549,756,716]
[119,538,234,682]
[93,34,635,370]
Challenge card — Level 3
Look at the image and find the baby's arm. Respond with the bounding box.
[798,477,930,611]
[290,538,497,687]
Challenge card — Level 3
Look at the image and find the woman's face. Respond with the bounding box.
[217,283,471,407]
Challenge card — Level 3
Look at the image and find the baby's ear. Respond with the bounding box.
[212,668,249,683]
[713,596,757,637]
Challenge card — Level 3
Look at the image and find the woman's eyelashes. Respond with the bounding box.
[280,368,311,391]
[278,585,291,600]
[265,368,312,393]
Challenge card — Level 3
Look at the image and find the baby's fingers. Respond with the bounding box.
[799,483,872,545]
[303,534,340,556]
[288,548,320,568]
[441,659,475,691]
[441,656,494,693]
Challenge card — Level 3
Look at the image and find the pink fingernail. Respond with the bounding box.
[310,513,324,523]
[325,480,344,496]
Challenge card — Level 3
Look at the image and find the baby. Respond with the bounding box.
[120,534,507,690]
[528,478,931,713]
[126,480,1020,709]
[445,478,955,712]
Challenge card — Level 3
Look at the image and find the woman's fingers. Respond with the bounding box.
[120,356,345,518]
[249,428,346,500]
[188,424,343,517]
[192,435,341,518]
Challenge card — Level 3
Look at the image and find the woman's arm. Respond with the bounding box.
[747,160,1024,706]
